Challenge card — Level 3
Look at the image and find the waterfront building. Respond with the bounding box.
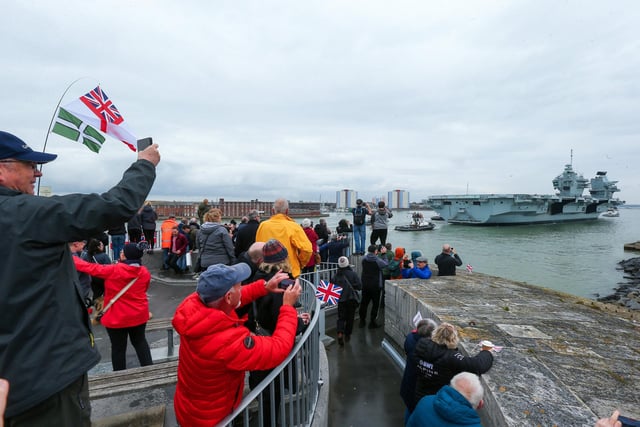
[388,189,409,209]
[149,198,323,220]
[336,189,357,210]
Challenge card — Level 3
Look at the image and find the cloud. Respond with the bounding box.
[2,0,638,203]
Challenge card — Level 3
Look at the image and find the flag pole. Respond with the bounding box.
[37,77,95,196]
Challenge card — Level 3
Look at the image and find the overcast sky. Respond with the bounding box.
[2,1,639,204]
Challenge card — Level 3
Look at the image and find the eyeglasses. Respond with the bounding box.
[0,160,39,171]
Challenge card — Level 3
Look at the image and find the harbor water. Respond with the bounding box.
[321,207,640,300]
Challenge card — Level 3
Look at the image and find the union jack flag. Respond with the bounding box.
[80,86,124,132]
[466,264,473,273]
[315,280,342,306]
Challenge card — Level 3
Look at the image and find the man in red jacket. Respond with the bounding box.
[172,263,301,427]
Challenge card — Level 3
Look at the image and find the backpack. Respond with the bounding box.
[353,207,366,226]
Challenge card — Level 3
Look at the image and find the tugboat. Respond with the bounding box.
[395,212,435,231]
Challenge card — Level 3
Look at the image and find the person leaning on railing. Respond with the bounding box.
[171,263,301,427]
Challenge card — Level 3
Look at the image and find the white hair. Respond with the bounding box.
[450,372,484,409]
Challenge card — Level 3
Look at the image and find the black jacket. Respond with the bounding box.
[140,204,158,230]
[127,212,142,231]
[434,252,463,276]
[234,219,259,256]
[0,159,156,417]
[413,338,493,405]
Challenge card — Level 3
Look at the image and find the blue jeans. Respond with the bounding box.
[110,234,125,260]
[353,224,366,254]
[162,248,170,269]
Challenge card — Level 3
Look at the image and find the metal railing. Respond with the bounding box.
[218,276,323,427]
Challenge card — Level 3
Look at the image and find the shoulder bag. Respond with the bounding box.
[195,232,213,272]
[340,273,362,305]
[92,276,138,325]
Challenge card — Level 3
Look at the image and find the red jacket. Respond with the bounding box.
[171,232,188,255]
[303,226,319,268]
[172,280,298,427]
[73,257,150,328]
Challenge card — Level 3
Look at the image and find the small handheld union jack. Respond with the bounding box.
[316,280,342,306]
[466,264,473,273]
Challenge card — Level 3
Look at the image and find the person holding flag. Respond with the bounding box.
[0,129,160,426]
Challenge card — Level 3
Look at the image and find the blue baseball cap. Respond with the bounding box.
[0,131,57,163]
[197,263,251,304]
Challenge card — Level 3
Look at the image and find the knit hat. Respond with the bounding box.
[302,218,311,228]
[262,239,288,264]
[197,263,251,304]
[123,242,145,260]
[416,256,429,263]
[338,256,350,268]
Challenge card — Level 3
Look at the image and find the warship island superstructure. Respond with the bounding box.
[428,161,624,226]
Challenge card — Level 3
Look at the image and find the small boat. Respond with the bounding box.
[395,212,435,232]
[430,215,444,221]
[601,208,619,218]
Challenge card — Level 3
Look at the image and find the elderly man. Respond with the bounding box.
[401,256,433,279]
[172,263,301,427]
[235,241,265,281]
[255,198,312,278]
[434,243,463,276]
[407,372,486,427]
[0,130,159,425]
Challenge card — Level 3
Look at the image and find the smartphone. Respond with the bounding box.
[279,278,295,289]
[137,137,153,151]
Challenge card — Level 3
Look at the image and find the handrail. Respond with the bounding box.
[218,276,322,427]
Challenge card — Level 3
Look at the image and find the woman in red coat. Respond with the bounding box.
[73,242,153,371]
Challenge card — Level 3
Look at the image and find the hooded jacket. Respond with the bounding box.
[198,222,236,267]
[172,280,298,427]
[414,338,493,403]
[371,207,393,230]
[0,159,155,417]
[255,213,313,278]
[387,247,405,279]
[407,385,482,427]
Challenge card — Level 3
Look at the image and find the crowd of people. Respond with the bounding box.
[0,128,628,426]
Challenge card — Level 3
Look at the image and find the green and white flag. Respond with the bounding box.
[51,107,106,153]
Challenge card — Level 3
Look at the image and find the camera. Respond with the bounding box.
[403,260,411,268]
